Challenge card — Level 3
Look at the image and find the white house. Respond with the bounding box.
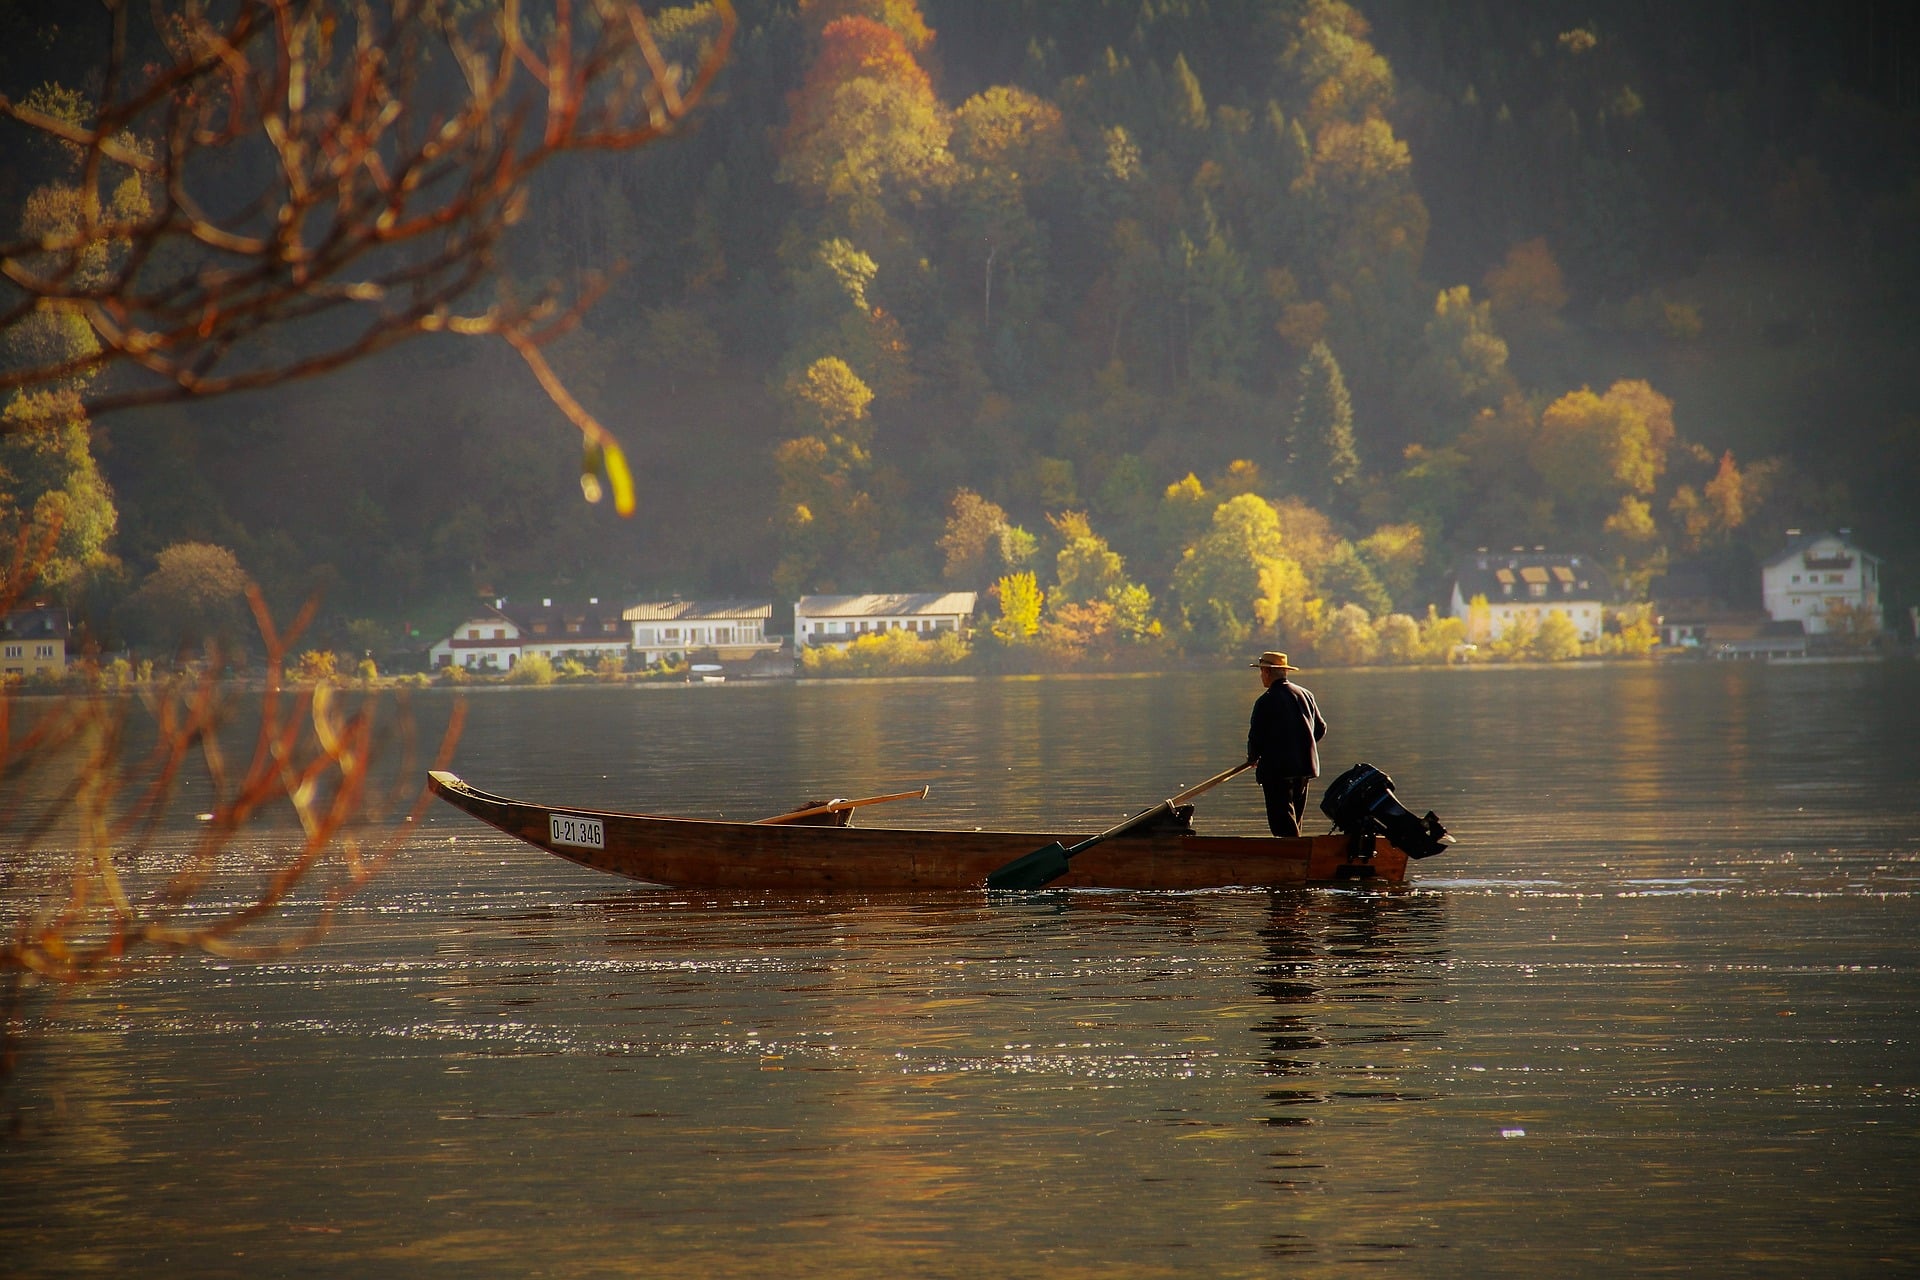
[429,598,630,670]
[429,603,522,670]
[1762,530,1881,635]
[793,592,977,648]
[624,600,777,664]
[1449,550,1608,644]
[1,604,70,677]
[510,598,632,664]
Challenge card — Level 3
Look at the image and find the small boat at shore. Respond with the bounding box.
[426,769,1424,890]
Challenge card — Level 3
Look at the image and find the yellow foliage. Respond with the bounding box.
[801,628,968,675]
[1604,494,1658,544]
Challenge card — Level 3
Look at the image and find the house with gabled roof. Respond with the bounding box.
[793,592,977,648]
[508,598,632,664]
[430,597,630,670]
[429,603,522,670]
[1762,529,1881,635]
[1,603,70,677]
[623,599,777,664]
[1449,549,1609,644]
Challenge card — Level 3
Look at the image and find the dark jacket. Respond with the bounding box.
[1247,679,1327,782]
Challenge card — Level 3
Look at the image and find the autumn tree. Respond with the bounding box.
[778,14,954,233]
[1356,523,1424,606]
[1318,601,1378,665]
[1274,0,1427,281]
[773,357,881,596]
[992,570,1043,641]
[784,237,912,401]
[1483,237,1570,322]
[1406,286,1513,443]
[1535,609,1583,661]
[118,541,251,652]
[1531,380,1677,538]
[1049,512,1127,607]
[939,488,1036,585]
[0,389,117,597]
[1171,494,1314,654]
[1374,611,1420,663]
[1669,450,1754,552]
[949,85,1066,336]
[800,0,933,52]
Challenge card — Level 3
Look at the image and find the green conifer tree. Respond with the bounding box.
[1287,342,1360,491]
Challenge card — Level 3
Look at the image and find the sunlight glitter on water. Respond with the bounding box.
[6,665,1919,1277]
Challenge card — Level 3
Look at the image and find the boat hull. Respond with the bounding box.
[426,771,1409,890]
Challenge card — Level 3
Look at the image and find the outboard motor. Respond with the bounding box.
[1319,763,1454,859]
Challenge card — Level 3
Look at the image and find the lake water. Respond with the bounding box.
[4,663,1918,1277]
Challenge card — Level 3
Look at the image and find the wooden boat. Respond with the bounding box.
[426,770,1412,889]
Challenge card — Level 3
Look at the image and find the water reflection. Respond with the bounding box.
[7,666,1920,1277]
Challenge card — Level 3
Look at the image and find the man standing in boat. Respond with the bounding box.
[1246,651,1327,837]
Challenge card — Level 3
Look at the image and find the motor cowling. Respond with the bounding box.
[1319,763,1454,859]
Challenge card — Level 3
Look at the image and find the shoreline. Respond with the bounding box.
[7,647,1906,700]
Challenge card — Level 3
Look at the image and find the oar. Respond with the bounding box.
[753,786,930,825]
[986,762,1254,890]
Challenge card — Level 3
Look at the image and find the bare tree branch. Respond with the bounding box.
[0,0,737,515]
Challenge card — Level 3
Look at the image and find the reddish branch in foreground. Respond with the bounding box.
[0,0,737,512]
[0,544,466,1091]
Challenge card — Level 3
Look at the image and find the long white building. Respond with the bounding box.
[793,593,977,647]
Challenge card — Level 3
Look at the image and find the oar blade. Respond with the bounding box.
[986,842,1071,891]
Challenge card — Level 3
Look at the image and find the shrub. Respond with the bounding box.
[1534,610,1582,661]
[799,630,968,677]
[1375,612,1421,664]
[507,653,556,685]
[1317,603,1379,666]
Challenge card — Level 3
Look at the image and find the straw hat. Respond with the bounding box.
[1249,651,1300,671]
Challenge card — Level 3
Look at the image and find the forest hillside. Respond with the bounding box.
[4,0,1916,657]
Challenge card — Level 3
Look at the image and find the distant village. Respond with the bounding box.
[1,529,1901,683]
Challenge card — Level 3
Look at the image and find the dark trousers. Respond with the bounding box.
[1262,777,1309,837]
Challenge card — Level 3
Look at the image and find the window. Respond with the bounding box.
[3,645,18,658]
[468,628,481,639]
[1791,574,1801,584]
[1826,573,1843,584]
[1528,583,1546,598]
[492,628,504,640]
[36,644,53,658]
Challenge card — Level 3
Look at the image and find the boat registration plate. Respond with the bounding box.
[549,812,605,849]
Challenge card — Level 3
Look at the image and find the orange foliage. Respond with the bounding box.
[789,16,933,137]
[1483,237,1569,317]
[801,0,934,51]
